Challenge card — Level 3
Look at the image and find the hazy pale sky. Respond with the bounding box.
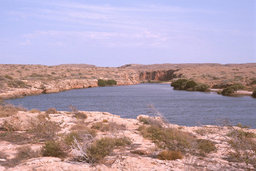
[0,0,255,66]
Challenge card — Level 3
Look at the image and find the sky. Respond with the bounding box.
[0,0,255,66]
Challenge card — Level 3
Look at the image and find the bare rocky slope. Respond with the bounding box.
[0,107,255,171]
[0,63,256,99]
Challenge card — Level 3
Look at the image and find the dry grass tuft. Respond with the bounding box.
[29,109,40,113]
[45,108,57,114]
[91,121,126,132]
[29,115,60,141]
[157,150,183,160]
[0,104,26,118]
[196,139,216,155]
[226,128,256,167]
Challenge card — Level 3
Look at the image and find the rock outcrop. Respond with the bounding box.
[0,110,255,170]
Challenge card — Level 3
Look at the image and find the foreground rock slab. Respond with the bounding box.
[0,110,255,171]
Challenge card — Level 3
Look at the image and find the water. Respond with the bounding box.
[6,84,256,128]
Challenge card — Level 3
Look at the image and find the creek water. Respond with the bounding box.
[6,83,256,128]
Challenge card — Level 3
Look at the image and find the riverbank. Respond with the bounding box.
[210,89,253,96]
[0,79,139,100]
[1,63,256,99]
[0,108,255,170]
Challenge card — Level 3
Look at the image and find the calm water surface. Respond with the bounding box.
[6,84,256,128]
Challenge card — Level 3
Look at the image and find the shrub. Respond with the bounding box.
[86,137,131,163]
[196,139,216,155]
[221,87,235,96]
[226,128,256,167]
[98,79,117,87]
[171,79,188,90]
[157,150,183,160]
[194,84,209,92]
[185,80,197,90]
[228,129,256,139]
[0,104,26,118]
[74,112,87,119]
[4,75,13,80]
[138,116,163,127]
[221,83,245,96]
[3,146,40,167]
[91,121,125,132]
[30,109,40,113]
[71,124,96,137]
[64,132,81,146]
[29,115,60,141]
[42,141,65,157]
[45,108,57,114]
[131,150,147,155]
[171,79,209,92]
[236,123,250,129]
[7,80,28,88]
[252,89,256,98]
[69,105,87,119]
[138,125,195,152]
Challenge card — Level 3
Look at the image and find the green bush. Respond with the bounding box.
[64,132,81,146]
[41,141,65,157]
[171,79,209,92]
[138,125,195,152]
[221,83,244,96]
[221,87,235,96]
[185,80,197,90]
[252,89,256,98]
[98,79,117,87]
[171,79,188,90]
[194,84,209,92]
[87,137,131,163]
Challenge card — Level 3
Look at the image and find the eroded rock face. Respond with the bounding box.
[139,70,178,81]
[0,111,255,171]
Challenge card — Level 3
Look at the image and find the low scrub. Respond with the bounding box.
[98,79,117,87]
[29,115,60,141]
[64,131,82,146]
[196,139,216,155]
[69,105,87,119]
[71,123,97,137]
[138,116,163,127]
[171,79,209,92]
[7,80,28,88]
[87,137,131,163]
[45,108,58,114]
[138,121,216,156]
[41,141,66,157]
[226,128,256,167]
[72,137,131,163]
[138,125,195,152]
[2,146,40,167]
[221,83,244,96]
[0,104,26,118]
[252,89,256,98]
[91,121,125,132]
[157,150,183,160]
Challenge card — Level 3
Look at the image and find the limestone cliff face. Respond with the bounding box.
[139,70,179,81]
